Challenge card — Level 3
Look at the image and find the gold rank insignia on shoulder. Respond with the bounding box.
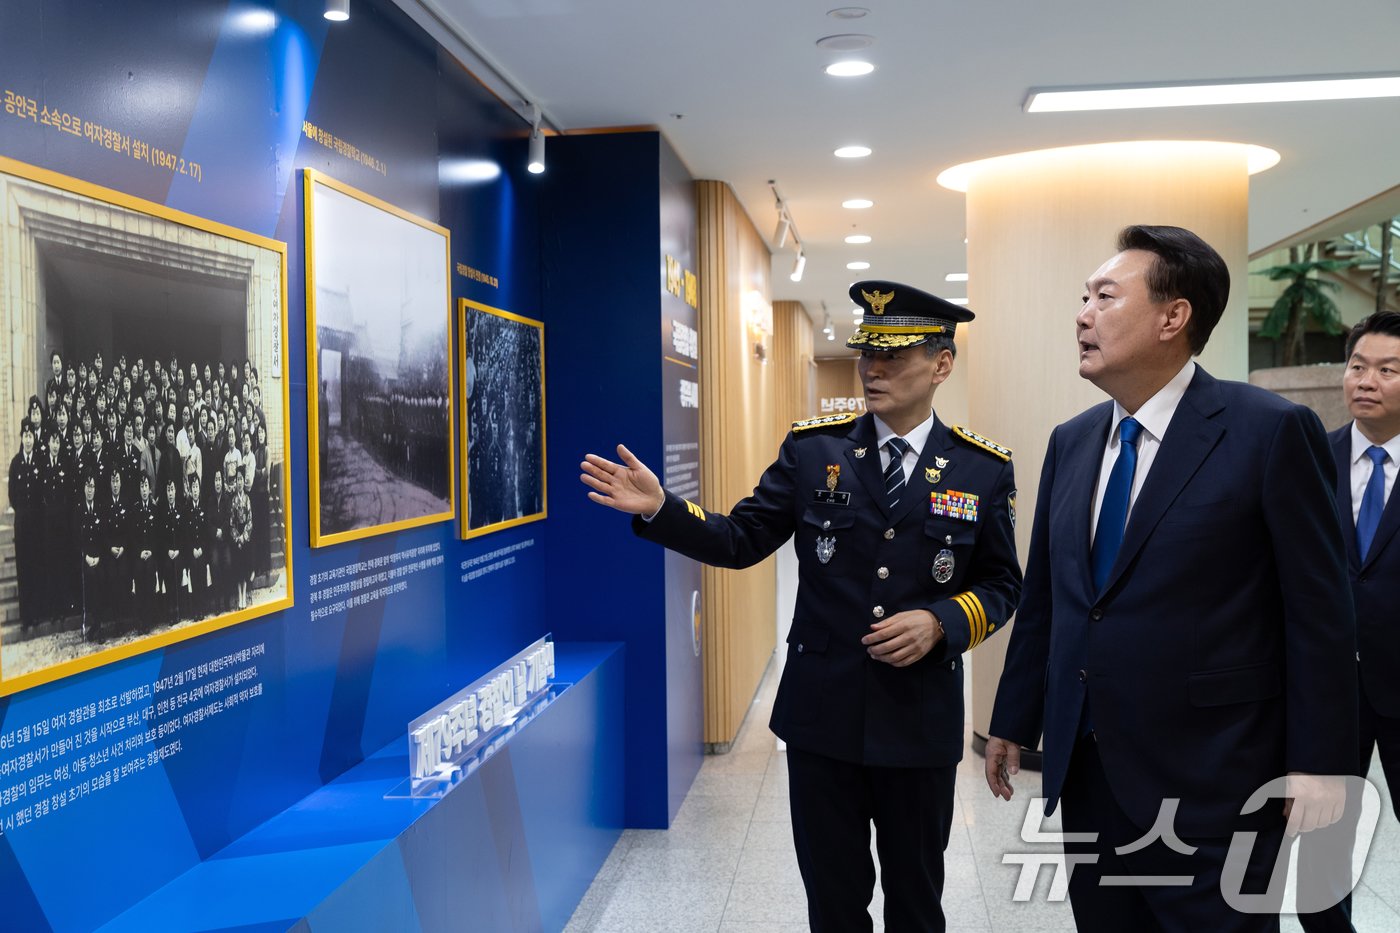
[684,499,706,520]
[792,412,858,432]
[951,425,1012,461]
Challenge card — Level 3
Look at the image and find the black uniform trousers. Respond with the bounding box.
[787,746,956,932]
[1061,734,1286,933]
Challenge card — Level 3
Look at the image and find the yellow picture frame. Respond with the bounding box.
[459,298,547,540]
[303,170,455,547]
[0,155,294,697]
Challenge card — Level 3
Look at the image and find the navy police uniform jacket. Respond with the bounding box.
[636,411,1022,769]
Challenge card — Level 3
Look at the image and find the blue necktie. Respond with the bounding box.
[884,437,910,510]
[1091,417,1143,592]
[1357,445,1389,560]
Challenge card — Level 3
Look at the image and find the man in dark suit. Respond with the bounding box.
[1300,310,1400,933]
[984,225,1356,932]
[582,281,1022,932]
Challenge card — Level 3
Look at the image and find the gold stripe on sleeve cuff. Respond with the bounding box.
[955,592,988,648]
[684,499,705,520]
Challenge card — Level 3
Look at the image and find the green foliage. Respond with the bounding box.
[1253,259,1354,339]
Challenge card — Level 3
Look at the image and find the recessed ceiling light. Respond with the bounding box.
[827,7,870,19]
[845,234,872,244]
[947,297,969,306]
[1025,74,1400,112]
[851,306,864,315]
[826,60,875,78]
[835,146,871,159]
[847,261,870,270]
[842,198,873,209]
[945,272,968,282]
[815,34,875,51]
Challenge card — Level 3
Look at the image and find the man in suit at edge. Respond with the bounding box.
[581,281,1023,932]
[983,225,1356,931]
[1300,310,1400,933]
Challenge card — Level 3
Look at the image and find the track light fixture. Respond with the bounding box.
[791,252,806,283]
[324,0,349,22]
[526,104,545,174]
[772,215,791,250]
[770,180,808,282]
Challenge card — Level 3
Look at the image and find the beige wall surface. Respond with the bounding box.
[696,180,781,747]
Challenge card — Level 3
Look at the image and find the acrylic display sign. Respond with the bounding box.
[402,635,556,796]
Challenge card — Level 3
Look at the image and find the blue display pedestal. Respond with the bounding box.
[97,643,624,933]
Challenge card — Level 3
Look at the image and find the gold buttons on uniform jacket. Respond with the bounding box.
[877,567,889,579]
[872,606,885,618]
[883,528,895,540]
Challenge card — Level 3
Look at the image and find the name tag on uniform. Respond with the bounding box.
[930,489,978,521]
[813,490,851,505]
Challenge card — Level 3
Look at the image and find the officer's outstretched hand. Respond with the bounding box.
[862,609,942,668]
[581,444,666,516]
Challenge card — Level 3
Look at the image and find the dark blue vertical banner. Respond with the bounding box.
[541,131,702,827]
[658,137,704,819]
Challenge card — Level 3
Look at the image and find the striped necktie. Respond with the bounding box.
[884,436,910,510]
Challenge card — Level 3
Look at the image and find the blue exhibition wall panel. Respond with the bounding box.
[540,132,703,828]
[0,0,569,929]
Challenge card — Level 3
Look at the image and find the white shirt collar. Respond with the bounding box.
[873,411,936,456]
[1351,422,1400,465]
[1112,360,1195,442]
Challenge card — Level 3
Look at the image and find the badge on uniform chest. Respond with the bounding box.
[930,489,979,521]
[815,463,850,504]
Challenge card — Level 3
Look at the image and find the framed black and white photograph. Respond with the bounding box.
[460,298,546,539]
[0,156,293,696]
[303,170,454,547]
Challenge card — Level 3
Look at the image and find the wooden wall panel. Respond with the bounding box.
[695,180,777,747]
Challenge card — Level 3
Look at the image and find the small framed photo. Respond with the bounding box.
[0,156,292,696]
[303,170,454,547]
[460,298,546,539]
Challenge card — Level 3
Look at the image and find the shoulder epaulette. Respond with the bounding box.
[792,412,858,433]
[952,425,1012,461]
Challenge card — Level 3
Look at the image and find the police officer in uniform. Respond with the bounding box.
[581,281,1022,932]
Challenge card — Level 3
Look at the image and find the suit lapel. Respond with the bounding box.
[1334,428,1361,571]
[844,415,887,515]
[1063,407,1113,599]
[1101,368,1226,595]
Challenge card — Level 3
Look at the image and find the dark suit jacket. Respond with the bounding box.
[637,412,1023,768]
[991,367,1356,836]
[1331,424,1400,719]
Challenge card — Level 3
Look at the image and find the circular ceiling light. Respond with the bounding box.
[835,145,872,159]
[845,234,872,244]
[851,306,864,315]
[827,7,870,18]
[816,34,875,52]
[847,261,871,270]
[825,60,875,77]
[842,198,873,209]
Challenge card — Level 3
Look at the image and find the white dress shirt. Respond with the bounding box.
[874,411,936,482]
[1090,361,1196,544]
[1349,423,1400,524]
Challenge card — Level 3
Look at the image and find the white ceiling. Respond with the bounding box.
[403,0,1400,355]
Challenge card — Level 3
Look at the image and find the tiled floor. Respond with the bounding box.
[567,657,1400,932]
